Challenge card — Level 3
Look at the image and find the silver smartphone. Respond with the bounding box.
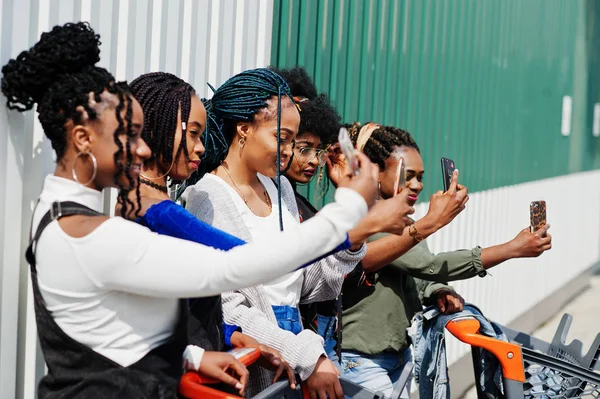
[338,127,360,176]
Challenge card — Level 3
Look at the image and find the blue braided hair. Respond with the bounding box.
[182,68,294,231]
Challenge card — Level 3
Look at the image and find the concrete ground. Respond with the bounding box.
[460,271,600,398]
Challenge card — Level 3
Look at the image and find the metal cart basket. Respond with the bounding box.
[446,313,600,398]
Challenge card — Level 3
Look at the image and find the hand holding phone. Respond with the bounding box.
[441,157,456,192]
[338,127,360,176]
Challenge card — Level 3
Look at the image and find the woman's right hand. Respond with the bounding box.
[424,170,469,230]
[197,351,249,396]
[363,189,415,235]
[325,143,346,188]
[327,151,379,209]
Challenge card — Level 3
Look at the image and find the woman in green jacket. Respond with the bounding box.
[328,123,552,398]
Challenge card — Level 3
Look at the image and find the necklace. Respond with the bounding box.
[140,178,168,193]
[220,165,272,212]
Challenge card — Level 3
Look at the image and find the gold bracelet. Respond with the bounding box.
[408,224,423,243]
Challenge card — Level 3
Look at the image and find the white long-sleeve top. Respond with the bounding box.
[183,174,367,393]
[32,175,367,367]
[212,173,305,306]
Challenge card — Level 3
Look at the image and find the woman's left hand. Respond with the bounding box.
[434,289,465,314]
[509,225,552,258]
[231,332,296,388]
[255,344,296,387]
[325,143,347,188]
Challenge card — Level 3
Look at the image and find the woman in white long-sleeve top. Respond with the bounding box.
[182,68,410,399]
[2,23,378,398]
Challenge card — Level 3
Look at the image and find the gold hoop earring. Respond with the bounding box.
[239,137,246,148]
[72,151,98,186]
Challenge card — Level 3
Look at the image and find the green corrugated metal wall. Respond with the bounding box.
[271,0,600,205]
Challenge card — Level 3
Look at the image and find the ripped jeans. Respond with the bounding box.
[340,349,413,398]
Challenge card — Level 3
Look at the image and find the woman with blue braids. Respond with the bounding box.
[182,68,379,399]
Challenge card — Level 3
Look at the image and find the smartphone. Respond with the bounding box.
[530,201,547,234]
[441,157,456,192]
[393,156,406,196]
[338,127,360,176]
[228,347,261,366]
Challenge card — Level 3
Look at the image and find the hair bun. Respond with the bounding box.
[1,22,101,112]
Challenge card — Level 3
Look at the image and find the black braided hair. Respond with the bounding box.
[208,68,294,146]
[268,66,318,100]
[186,68,294,230]
[346,122,420,171]
[130,72,194,171]
[1,22,140,217]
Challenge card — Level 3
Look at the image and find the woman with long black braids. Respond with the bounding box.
[2,23,378,398]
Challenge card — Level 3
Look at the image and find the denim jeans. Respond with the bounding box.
[272,305,303,335]
[340,349,413,398]
[316,314,337,357]
[408,304,505,399]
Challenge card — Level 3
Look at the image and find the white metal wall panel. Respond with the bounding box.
[0,1,274,397]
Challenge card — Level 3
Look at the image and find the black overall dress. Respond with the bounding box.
[26,201,188,398]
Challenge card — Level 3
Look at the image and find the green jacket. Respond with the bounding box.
[341,233,485,355]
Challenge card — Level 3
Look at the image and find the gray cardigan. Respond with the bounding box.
[183,174,366,395]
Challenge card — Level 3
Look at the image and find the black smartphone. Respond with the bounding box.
[441,157,456,192]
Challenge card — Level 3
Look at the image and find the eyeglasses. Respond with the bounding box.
[295,146,327,165]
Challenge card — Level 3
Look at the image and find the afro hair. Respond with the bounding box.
[268,66,318,100]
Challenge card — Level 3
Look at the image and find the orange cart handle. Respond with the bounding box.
[179,348,262,399]
[446,318,526,382]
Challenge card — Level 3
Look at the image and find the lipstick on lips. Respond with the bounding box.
[189,160,201,170]
[303,168,316,177]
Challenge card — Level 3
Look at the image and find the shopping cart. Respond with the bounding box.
[446,313,600,398]
[179,348,414,399]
